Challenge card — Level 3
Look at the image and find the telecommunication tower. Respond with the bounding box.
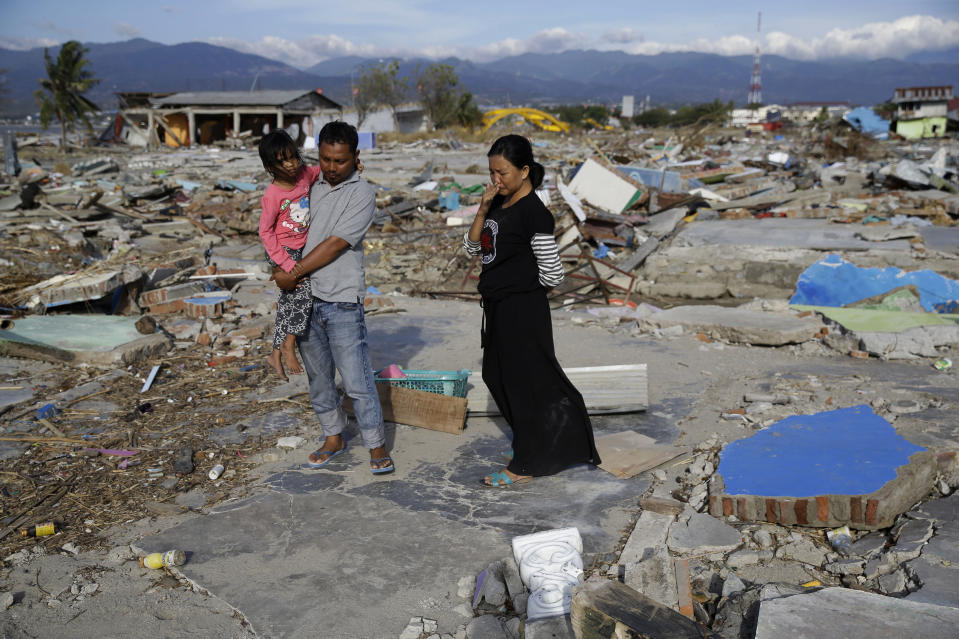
[747,12,763,105]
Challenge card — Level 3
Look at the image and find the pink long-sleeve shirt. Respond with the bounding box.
[258,164,322,272]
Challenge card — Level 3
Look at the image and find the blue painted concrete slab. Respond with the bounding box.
[790,253,959,313]
[718,405,924,497]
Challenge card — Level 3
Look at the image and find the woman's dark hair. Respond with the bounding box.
[258,130,302,178]
[487,134,545,189]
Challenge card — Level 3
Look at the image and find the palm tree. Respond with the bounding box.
[34,41,99,152]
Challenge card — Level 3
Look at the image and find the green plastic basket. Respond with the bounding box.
[374,368,471,398]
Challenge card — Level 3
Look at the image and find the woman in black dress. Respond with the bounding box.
[463,134,600,487]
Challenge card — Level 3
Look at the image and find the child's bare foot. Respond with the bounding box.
[280,337,303,375]
[266,349,288,381]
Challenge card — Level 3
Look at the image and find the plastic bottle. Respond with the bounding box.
[827,525,852,556]
[20,522,58,538]
[139,549,186,569]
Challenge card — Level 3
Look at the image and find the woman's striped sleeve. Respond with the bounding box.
[531,233,564,287]
[463,232,482,255]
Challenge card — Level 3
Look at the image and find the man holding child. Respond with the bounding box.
[271,121,394,475]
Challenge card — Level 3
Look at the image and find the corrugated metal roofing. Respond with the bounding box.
[150,91,322,107]
[467,364,648,415]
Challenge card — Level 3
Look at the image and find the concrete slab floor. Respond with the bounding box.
[144,409,653,638]
[29,298,956,639]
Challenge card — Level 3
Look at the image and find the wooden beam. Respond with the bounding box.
[152,112,187,148]
[147,110,157,149]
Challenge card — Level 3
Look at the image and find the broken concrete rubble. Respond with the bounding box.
[1,125,957,639]
[619,510,677,610]
[641,304,825,346]
[668,509,744,556]
[754,586,959,638]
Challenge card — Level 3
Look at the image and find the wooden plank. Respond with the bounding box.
[674,558,695,620]
[467,364,647,416]
[570,580,721,639]
[344,384,466,435]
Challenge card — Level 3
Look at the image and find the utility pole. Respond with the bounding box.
[747,12,763,106]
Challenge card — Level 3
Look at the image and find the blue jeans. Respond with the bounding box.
[297,299,385,450]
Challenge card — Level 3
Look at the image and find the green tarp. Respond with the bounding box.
[792,305,959,333]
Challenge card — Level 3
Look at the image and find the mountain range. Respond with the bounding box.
[1,38,958,117]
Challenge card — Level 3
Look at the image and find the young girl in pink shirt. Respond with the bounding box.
[257,130,320,380]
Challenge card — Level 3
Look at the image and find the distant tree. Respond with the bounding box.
[874,101,896,121]
[672,99,731,127]
[584,105,609,126]
[455,91,483,129]
[356,60,408,128]
[416,63,470,130]
[34,41,99,152]
[633,107,671,128]
[554,105,585,126]
[670,105,698,126]
[814,106,830,124]
[551,104,612,129]
[699,99,734,126]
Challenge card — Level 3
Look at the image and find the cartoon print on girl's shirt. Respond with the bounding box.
[279,196,310,234]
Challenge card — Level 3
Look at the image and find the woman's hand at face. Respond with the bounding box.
[479,181,498,213]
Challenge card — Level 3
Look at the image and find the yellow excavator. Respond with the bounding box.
[481,108,571,133]
[584,117,612,131]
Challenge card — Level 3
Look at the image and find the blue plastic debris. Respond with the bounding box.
[216,179,257,193]
[176,179,202,191]
[790,254,959,313]
[718,405,925,497]
[367,285,382,296]
[842,107,890,141]
[438,191,460,211]
[593,243,610,259]
[36,403,60,420]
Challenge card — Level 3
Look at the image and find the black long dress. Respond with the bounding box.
[477,191,600,477]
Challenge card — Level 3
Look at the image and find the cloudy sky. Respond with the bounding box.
[2,0,958,67]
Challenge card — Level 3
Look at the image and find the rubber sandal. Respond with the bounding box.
[481,470,532,488]
[307,446,346,469]
[370,456,395,475]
